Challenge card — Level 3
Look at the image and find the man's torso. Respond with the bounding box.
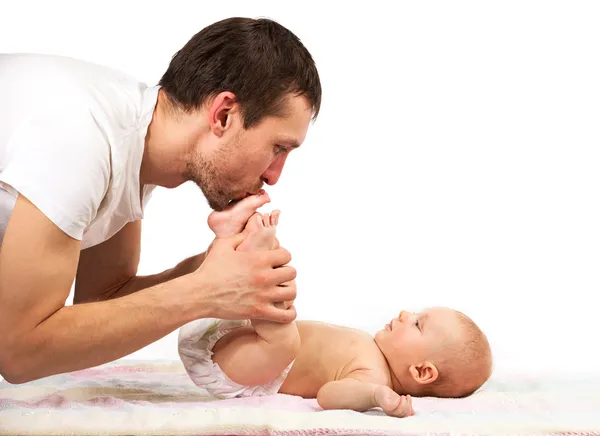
[0,53,159,249]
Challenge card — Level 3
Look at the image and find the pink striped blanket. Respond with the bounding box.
[1,359,599,435]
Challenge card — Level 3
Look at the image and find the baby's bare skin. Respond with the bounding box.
[280,321,392,397]
[207,194,414,417]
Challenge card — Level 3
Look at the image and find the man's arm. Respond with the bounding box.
[0,195,297,384]
[316,372,414,417]
[74,220,207,303]
[0,195,205,383]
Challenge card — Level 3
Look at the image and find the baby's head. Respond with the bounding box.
[374,307,492,398]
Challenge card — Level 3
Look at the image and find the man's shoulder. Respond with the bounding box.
[0,53,143,85]
[0,53,151,129]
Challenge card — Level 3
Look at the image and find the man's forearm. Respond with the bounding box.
[5,274,206,384]
[102,252,207,300]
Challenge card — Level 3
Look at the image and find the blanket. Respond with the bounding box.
[1,359,599,435]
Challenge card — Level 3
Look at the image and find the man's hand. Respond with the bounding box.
[188,231,297,323]
[0,192,294,384]
[76,194,276,303]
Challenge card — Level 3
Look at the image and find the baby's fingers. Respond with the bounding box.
[391,395,414,418]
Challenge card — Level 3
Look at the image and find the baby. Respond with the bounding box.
[179,193,493,418]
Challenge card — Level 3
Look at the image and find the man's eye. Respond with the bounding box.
[415,320,420,330]
[275,145,286,154]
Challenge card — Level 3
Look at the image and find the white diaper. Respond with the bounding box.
[178,318,294,399]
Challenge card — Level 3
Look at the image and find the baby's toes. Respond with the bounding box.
[270,210,280,226]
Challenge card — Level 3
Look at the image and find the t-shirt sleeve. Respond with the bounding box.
[0,104,111,241]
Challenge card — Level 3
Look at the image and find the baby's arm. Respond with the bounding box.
[317,374,414,418]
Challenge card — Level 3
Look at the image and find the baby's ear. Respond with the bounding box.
[409,362,439,385]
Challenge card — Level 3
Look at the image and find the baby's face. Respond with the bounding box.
[374,307,461,373]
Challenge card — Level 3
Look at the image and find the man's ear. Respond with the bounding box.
[208,91,238,137]
[409,361,439,385]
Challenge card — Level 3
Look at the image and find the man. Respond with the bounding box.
[0,17,322,384]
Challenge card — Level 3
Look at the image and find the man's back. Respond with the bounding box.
[0,53,145,148]
[0,53,158,248]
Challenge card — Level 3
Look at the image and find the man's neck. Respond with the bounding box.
[140,90,191,188]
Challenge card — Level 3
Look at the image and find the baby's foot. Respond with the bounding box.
[207,190,270,238]
[237,210,280,252]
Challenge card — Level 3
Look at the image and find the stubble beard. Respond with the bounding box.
[184,154,233,212]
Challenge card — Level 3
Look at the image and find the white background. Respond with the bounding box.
[2,0,599,376]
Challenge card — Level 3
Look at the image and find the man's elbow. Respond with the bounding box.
[0,343,35,384]
[0,365,25,385]
[1,369,32,385]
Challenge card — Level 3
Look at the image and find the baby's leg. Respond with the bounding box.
[211,212,300,388]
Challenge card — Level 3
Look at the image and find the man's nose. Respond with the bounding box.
[262,154,288,186]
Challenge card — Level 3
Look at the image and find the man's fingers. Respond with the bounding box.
[269,265,297,286]
[267,283,297,303]
[263,247,292,267]
[258,304,297,324]
[211,232,247,252]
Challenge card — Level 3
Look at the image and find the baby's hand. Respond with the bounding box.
[207,191,270,238]
[374,385,415,418]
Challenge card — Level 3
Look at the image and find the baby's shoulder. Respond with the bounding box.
[341,360,391,386]
[337,339,391,384]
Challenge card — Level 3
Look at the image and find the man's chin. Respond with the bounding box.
[204,194,233,212]
[201,185,258,212]
[222,194,249,209]
[229,190,257,204]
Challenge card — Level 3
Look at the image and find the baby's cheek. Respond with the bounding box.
[391,331,407,347]
[384,335,403,355]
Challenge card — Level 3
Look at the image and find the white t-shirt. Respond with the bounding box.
[0,53,158,249]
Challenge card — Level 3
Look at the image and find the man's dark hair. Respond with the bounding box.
[158,17,322,128]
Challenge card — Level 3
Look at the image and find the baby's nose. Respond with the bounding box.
[399,311,415,323]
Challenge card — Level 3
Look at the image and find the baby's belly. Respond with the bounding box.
[277,323,346,398]
[277,357,326,398]
[277,321,376,398]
